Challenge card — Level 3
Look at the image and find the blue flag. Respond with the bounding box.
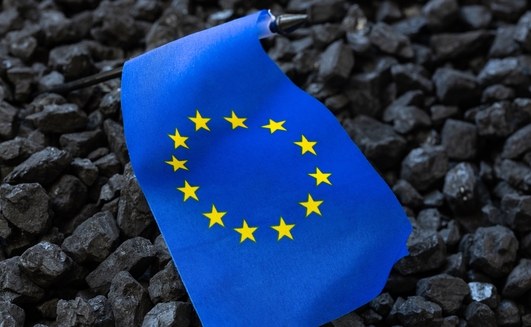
[121,10,411,327]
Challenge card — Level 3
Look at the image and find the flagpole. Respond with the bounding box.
[33,12,307,97]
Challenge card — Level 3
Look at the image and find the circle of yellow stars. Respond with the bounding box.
[165,109,332,243]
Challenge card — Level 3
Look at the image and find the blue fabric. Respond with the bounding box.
[121,10,411,327]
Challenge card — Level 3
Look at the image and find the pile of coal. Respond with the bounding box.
[1,0,531,326]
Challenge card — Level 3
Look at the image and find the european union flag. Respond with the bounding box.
[121,10,411,327]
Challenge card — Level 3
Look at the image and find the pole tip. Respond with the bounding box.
[269,13,308,35]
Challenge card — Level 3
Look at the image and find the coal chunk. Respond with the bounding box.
[430,30,492,62]
[477,57,528,87]
[26,103,88,134]
[502,123,531,159]
[369,292,394,317]
[515,11,531,52]
[0,8,22,37]
[494,159,531,192]
[4,147,73,184]
[0,256,44,304]
[496,299,520,327]
[391,63,433,95]
[395,229,446,275]
[424,189,445,207]
[56,295,115,327]
[397,295,443,327]
[148,261,186,304]
[400,145,449,192]
[389,106,432,134]
[417,208,442,231]
[48,42,93,80]
[103,119,129,166]
[489,26,521,58]
[116,163,155,238]
[86,237,156,294]
[393,179,424,209]
[441,252,466,278]
[475,102,518,139]
[344,115,406,170]
[468,282,498,309]
[60,129,106,158]
[459,5,492,30]
[318,40,354,84]
[481,84,515,104]
[6,67,33,102]
[502,258,531,298]
[432,67,479,106]
[19,241,72,288]
[370,22,414,59]
[62,211,120,264]
[441,119,477,160]
[443,162,478,216]
[0,183,51,234]
[0,101,18,140]
[430,105,459,126]
[154,234,171,269]
[48,174,87,217]
[416,274,469,314]
[501,194,531,232]
[486,0,526,21]
[94,153,121,178]
[376,1,402,23]
[141,301,192,327]
[108,271,153,327]
[469,225,518,278]
[422,0,458,32]
[0,137,43,166]
[0,301,25,326]
[71,158,99,187]
[465,301,495,327]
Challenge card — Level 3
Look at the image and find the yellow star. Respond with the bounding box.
[202,204,226,228]
[309,167,332,186]
[299,193,323,217]
[234,220,258,243]
[168,128,189,149]
[294,135,317,155]
[224,110,247,129]
[177,180,199,201]
[261,119,286,133]
[271,217,295,241]
[188,110,211,131]
[165,155,188,172]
